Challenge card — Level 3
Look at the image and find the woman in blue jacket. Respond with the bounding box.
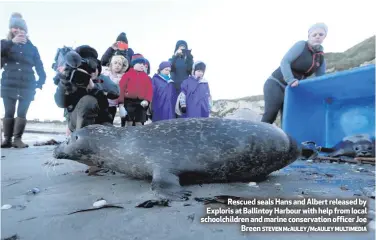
[261,23,328,125]
[1,13,46,148]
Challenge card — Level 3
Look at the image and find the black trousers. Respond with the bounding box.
[3,97,32,118]
[261,78,286,124]
[108,106,117,124]
[67,95,100,132]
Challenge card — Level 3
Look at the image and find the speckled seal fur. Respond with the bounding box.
[328,134,375,158]
[53,118,301,201]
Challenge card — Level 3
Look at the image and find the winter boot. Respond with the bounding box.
[1,118,14,148]
[12,117,28,148]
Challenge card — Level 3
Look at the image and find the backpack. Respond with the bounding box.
[51,46,74,72]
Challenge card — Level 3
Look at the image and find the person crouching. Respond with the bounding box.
[118,55,153,126]
[175,61,213,118]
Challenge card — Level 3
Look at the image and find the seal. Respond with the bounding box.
[326,134,375,158]
[53,118,301,201]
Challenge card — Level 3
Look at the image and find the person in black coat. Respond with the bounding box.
[169,40,194,94]
[101,32,134,69]
[54,45,118,134]
[1,13,46,148]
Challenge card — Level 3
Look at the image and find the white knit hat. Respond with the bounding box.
[308,23,328,36]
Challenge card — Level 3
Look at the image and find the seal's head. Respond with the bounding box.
[53,128,98,164]
[352,140,374,157]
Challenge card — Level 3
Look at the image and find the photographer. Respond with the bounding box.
[101,32,134,68]
[169,40,194,94]
[1,13,46,148]
[54,45,117,133]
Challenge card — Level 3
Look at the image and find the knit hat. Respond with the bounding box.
[130,53,147,66]
[174,40,188,52]
[74,45,100,74]
[193,61,206,73]
[9,12,28,32]
[308,23,328,36]
[158,61,171,71]
[75,45,98,59]
[116,32,128,44]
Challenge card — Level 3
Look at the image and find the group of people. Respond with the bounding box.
[1,12,329,149]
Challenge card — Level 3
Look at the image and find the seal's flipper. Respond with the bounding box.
[329,148,347,158]
[301,141,320,159]
[151,168,192,201]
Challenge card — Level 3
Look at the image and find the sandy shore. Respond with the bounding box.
[1,137,375,240]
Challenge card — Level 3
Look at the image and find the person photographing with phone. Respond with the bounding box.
[169,40,194,94]
[54,45,114,133]
[101,32,134,68]
[1,12,46,148]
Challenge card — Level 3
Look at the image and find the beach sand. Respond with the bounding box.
[1,131,375,240]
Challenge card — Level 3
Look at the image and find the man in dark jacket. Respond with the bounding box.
[54,45,119,133]
[1,12,46,148]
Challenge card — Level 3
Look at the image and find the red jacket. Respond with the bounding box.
[118,68,153,104]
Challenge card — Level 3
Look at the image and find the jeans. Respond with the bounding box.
[3,97,32,118]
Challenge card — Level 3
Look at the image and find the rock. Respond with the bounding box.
[248,182,258,187]
[93,199,107,208]
[1,204,12,210]
[224,108,262,121]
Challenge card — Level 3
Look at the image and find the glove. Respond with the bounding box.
[181,106,187,114]
[119,104,127,118]
[140,100,149,108]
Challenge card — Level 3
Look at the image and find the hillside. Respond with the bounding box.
[325,36,375,73]
[211,36,376,126]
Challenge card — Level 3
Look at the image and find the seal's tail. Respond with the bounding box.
[285,134,301,163]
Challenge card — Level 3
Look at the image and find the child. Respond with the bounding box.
[101,55,129,124]
[118,54,153,126]
[143,58,153,122]
[176,61,213,118]
[151,61,177,122]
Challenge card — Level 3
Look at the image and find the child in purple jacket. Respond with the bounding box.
[175,61,212,118]
[151,61,177,122]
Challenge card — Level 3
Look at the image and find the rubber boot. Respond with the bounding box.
[1,118,14,148]
[12,117,28,148]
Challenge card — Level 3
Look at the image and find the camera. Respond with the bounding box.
[53,49,97,90]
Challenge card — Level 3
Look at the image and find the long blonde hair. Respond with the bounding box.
[109,55,129,74]
[6,30,29,41]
